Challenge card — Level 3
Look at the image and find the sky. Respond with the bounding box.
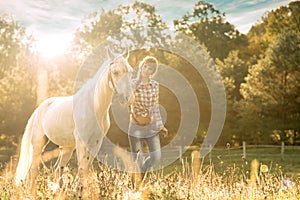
[0,0,293,57]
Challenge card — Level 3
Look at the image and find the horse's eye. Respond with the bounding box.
[113,71,119,76]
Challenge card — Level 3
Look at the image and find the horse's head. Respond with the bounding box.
[107,47,133,104]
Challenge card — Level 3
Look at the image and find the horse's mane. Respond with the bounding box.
[75,58,111,97]
[73,58,112,157]
[73,50,129,158]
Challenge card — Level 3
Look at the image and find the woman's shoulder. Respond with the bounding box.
[131,78,138,87]
[150,79,159,87]
[131,78,138,83]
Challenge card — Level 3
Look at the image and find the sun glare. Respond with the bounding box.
[34,35,71,58]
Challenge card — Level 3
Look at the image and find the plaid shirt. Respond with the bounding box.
[130,79,164,128]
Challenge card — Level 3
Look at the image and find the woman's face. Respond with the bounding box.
[141,63,156,79]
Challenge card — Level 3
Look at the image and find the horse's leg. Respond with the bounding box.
[56,146,74,182]
[75,136,93,199]
[52,146,74,199]
[29,132,47,196]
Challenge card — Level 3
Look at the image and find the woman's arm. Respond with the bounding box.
[152,83,168,136]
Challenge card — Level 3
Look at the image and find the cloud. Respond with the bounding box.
[206,0,292,33]
[0,0,293,41]
[1,0,92,35]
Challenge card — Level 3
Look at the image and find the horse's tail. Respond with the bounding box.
[15,98,54,185]
[15,107,37,185]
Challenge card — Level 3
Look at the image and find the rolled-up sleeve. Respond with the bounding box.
[151,83,164,130]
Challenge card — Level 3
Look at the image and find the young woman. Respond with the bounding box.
[128,56,168,173]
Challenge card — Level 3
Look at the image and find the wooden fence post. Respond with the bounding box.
[179,146,183,159]
[191,150,200,176]
[243,141,246,159]
[209,144,212,161]
[281,141,284,161]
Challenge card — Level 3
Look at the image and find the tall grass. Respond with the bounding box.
[0,156,299,200]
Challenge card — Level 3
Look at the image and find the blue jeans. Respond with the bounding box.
[128,122,161,172]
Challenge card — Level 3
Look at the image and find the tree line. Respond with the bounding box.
[0,1,299,156]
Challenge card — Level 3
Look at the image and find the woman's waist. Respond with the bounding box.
[131,107,151,116]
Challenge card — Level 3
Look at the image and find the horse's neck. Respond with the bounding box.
[94,70,113,119]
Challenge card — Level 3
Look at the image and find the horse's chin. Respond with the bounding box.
[112,95,128,105]
[118,98,128,105]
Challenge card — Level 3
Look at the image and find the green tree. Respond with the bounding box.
[115,1,169,50]
[247,1,300,61]
[246,18,268,60]
[0,15,36,156]
[45,55,78,97]
[71,1,169,75]
[217,51,248,101]
[266,1,300,37]
[174,1,247,61]
[71,9,123,62]
[216,51,248,144]
[239,31,300,144]
[0,14,33,78]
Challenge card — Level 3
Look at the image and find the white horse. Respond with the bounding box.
[15,47,133,197]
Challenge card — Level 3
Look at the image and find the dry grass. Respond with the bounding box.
[0,157,299,200]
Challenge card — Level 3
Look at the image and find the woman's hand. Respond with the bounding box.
[161,127,168,138]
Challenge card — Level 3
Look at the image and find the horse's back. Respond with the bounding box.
[42,96,76,147]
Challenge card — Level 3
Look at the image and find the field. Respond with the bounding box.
[0,146,299,199]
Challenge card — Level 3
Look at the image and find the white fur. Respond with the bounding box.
[15,50,133,192]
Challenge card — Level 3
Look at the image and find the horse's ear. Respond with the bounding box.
[125,47,130,59]
[121,47,130,59]
[106,47,115,60]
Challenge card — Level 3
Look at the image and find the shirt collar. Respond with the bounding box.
[139,79,154,86]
